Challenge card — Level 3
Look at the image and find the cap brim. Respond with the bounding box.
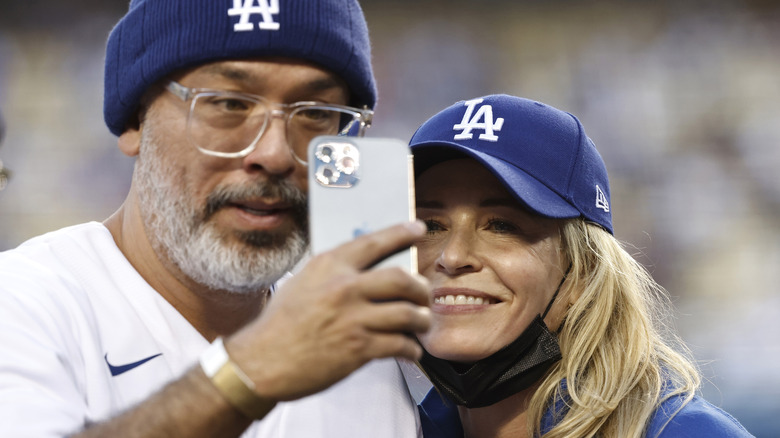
[413,142,581,220]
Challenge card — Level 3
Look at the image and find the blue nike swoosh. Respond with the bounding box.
[104,353,162,377]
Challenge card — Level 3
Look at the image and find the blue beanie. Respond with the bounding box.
[104,0,377,136]
[410,95,613,234]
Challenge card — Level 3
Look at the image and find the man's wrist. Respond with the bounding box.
[200,337,276,420]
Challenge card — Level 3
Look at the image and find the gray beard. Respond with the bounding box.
[134,123,309,295]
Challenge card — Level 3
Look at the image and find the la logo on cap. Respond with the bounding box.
[229,0,281,31]
[453,98,504,142]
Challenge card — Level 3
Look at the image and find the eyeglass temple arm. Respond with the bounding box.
[165,81,192,102]
[358,106,373,135]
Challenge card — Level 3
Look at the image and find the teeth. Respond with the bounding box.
[434,295,489,305]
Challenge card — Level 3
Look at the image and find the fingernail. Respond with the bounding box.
[408,220,426,235]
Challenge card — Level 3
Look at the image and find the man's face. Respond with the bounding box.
[134,59,351,293]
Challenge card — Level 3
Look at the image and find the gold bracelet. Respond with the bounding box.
[199,337,277,420]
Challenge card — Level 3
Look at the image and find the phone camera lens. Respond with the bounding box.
[315,144,337,163]
[336,145,359,175]
[315,163,341,185]
[337,156,357,175]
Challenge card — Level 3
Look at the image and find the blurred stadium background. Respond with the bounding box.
[1,1,778,435]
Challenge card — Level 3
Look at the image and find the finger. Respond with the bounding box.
[328,220,427,270]
[351,267,431,307]
[360,301,432,334]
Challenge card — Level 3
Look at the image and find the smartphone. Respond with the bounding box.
[308,136,416,273]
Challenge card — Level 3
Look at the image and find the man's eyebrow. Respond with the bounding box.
[302,77,344,93]
[201,65,253,83]
[199,65,345,94]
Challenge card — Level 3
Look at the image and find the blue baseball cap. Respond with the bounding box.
[104,0,376,137]
[409,94,613,234]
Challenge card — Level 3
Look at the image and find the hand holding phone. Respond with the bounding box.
[228,137,429,399]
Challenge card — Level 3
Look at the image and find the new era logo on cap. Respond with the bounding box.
[229,0,281,31]
[453,98,505,142]
[596,185,610,212]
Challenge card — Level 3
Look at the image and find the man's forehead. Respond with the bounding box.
[183,59,349,93]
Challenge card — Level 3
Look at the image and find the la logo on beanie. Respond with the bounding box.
[229,0,281,32]
[453,98,505,142]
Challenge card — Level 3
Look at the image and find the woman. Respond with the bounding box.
[409,95,753,437]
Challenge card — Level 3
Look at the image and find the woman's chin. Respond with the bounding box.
[419,338,494,363]
[421,316,518,355]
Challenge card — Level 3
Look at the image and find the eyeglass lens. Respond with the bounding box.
[188,93,361,161]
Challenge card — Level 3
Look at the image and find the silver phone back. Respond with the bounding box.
[308,136,416,272]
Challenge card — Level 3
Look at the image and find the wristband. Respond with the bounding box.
[200,337,276,420]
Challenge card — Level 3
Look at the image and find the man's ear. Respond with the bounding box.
[117,105,147,157]
[118,126,141,157]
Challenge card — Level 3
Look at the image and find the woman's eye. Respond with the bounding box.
[486,218,519,233]
[423,219,445,233]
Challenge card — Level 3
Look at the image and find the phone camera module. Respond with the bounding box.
[312,141,359,188]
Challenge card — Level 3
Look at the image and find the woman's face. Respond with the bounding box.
[416,158,568,363]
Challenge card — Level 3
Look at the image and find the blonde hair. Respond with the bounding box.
[526,220,700,438]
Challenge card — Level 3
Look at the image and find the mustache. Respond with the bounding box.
[202,178,308,222]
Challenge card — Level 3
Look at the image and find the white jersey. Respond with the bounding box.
[0,222,422,437]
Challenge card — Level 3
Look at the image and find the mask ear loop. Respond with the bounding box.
[541,263,573,320]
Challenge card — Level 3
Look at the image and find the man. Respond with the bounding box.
[0,1,431,437]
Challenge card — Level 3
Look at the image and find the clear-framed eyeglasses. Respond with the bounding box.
[165,80,373,164]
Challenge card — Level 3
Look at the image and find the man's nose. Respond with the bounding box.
[241,116,297,176]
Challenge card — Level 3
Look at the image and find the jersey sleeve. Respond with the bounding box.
[0,253,91,437]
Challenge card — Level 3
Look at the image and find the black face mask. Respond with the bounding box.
[418,269,569,409]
